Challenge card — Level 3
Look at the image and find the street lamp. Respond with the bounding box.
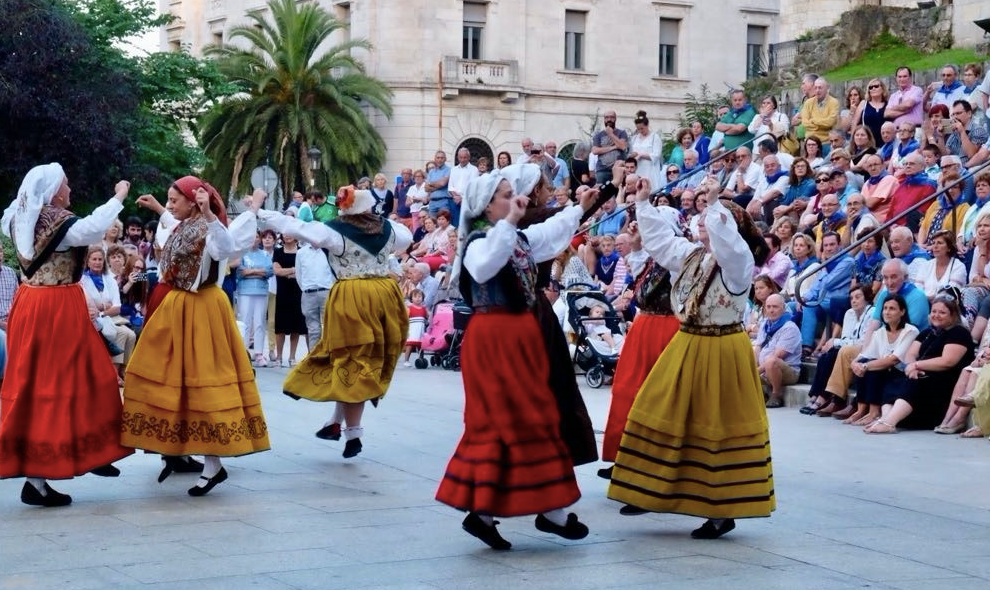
[307,146,322,187]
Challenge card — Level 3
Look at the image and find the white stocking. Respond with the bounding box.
[201,455,222,479]
[541,508,567,526]
[26,478,47,495]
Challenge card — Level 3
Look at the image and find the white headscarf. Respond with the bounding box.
[655,205,686,237]
[451,171,506,286]
[1,163,66,260]
[499,163,542,197]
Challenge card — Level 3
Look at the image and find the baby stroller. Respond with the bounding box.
[437,300,471,371]
[414,300,456,369]
[565,286,625,388]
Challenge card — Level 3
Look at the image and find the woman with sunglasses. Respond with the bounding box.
[863,292,974,433]
[853,79,888,147]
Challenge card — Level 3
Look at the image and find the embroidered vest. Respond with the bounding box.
[159,216,216,291]
[459,230,537,312]
[633,259,675,315]
[14,205,86,286]
[672,248,748,328]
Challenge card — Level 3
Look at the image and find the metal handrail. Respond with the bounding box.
[576,131,768,237]
[793,158,990,306]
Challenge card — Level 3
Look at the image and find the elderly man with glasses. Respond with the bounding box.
[887,153,937,230]
[946,100,989,166]
[925,64,968,112]
[861,154,900,222]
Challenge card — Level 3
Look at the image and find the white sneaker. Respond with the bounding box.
[404,361,412,367]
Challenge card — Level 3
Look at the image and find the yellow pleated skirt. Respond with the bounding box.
[283,277,407,403]
[971,366,990,435]
[121,286,270,457]
[608,329,776,519]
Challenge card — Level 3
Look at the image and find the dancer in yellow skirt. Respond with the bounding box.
[258,186,412,459]
[608,176,775,539]
[122,179,268,496]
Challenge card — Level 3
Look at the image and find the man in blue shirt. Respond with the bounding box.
[594,197,626,236]
[756,294,803,408]
[425,151,452,219]
[795,232,855,350]
[866,258,931,341]
[545,141,570,190]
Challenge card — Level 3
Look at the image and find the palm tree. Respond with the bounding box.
[199,0,392,200]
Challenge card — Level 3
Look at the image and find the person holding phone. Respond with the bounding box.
[592,110,629,184]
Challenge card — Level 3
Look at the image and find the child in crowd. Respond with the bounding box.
[404,289,429,367]
[587,303,624,353]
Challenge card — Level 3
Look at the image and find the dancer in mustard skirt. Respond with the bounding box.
[258,187,412,459]
[122,179,268,496]
[608,177,775,539]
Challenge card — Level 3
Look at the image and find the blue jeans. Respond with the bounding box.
[429,197,456,223]
[799,297,850,347]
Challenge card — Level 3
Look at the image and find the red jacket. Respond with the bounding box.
[888,175,937,226]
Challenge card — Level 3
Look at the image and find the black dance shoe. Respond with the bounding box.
[690,518,736,539]
[462,512,512,550]
[90,463,121,477]
[535,513,589,540]
[597,465,613,480]
[187,468,228,497]
[619,503,649,516]
[315,423,342,441]
[159,455,204,483]
[342,438,362,459]
[21,482,72,507]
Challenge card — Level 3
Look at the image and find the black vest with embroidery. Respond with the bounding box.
[459,229,537,312]
[633,258,675,315]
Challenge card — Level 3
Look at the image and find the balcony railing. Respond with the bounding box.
[442,56,520,90]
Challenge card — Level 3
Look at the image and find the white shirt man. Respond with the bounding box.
[448,148,479,204]
[296,242,334,347]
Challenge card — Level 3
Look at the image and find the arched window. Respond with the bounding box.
[557,141,578,163]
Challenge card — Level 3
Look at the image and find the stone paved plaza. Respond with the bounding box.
[1,364,989,590]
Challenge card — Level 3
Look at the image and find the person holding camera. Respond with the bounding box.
[592,110,629,185]
[945,100,988,166]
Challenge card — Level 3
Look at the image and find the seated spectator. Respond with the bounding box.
[887,122,919,172]
[866,258,931,335]
[827,148,864,192]
[935,315,990,436]
[848,125,878,176]
[886,153,936,230]
[592,235,620,288]
[773,157,816,221]
[864,293,974,433]
[798,170,831,227]
[877,122,898,165]
[847,294,920,426]
[918,172,968,248]
[851,229,886,295]
[842,193,880,248]
[888,226,931,284]
[720,146,761,205]
[594,198,627,236]
[554,243,596,288]
[810,194,848,249]
[940,155,976,203]
[840,85,864,135]
[748,95,790,145]
[960,207,990,325]
[861,154,899,221]
[747,274,781,340]
[410,209,452,272]
[668,128,693,169]
[759,137,794,171]
[922,145,942,181]
[755,294,803,408]
[754,234,791,288]
[802,136,825,170]
[945,99,988,166]
[793,232,854,355]
[80,245,136,384]
[921,104,951,157]
[827,129,847,154]
[916,231,966,300]
[409,262,440,310]
[746,154,789,221]
[784,233,820,302]
[771,217,797,256]
[802,284,875,416]
[956,173,990,251]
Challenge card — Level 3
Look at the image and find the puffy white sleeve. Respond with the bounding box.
[635,200,699,278]
[390,220,413,252]
[705,199,755,295]
[258,210,344,253]
[520,205,583,263]
[463,219,519,284]
[226,212,259,259]
[59,198,124,249]
[204,220,236,262]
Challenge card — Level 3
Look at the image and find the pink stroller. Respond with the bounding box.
[414,301,455,369]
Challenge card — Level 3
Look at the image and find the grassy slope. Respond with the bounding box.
[824,41,984,83]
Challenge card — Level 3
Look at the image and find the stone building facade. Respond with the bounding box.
[162,0,780,176]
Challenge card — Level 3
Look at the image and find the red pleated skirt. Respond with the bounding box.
[602,313,680,462]
[436,312,581,517]
[0,284,133,479]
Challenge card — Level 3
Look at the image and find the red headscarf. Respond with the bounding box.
[172,176,228,226]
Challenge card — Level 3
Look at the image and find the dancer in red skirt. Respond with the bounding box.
[598,208,684,479]
[436,172,596,550]
[0,163,134,506]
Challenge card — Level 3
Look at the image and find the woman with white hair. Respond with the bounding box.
[258,186,412,459]
[0,164,134,506]
[436,171,596,550]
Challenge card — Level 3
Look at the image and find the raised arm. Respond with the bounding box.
[521,205,583,263]
[705,198,756,294]
[258,210,343,253]
[634,200,697,275]
[61,181,130,247]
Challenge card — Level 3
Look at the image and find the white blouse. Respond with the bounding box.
[833,305,875,347]
[258,211,413,257]
[916,257,967,299]
[859,324,920,362]
[55,198,124,252]
[464,205,583,283]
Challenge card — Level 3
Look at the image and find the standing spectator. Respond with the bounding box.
[425,150,453,219]
[925,64,967,112]
[629,111,663,186]
[569,142,593,197]
[592,110,629,184]
[748,95,790,144]
[690,120,711,165]
[495,151,512,170]
[393,168,414,229]
[839,85,864,135]
[885,66,925,127]
[791,72,819,130]
[295,238,333,350]
[854,79,888,147]
[447,148,479,225]
[962,62,987,126]
[370,173,395,218]
[525,143,560,184]
[708,105,731,151]
[715,89,756,151]
[237,238,275,367]
[545,141,571,190]
[800,77,840,144]
[123,216,144,249]
[298,190,336,223]
[406,170,429,231]
[272,235,307,367]
[756,294,804,408]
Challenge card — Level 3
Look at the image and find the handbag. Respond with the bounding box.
[97,315,117,339]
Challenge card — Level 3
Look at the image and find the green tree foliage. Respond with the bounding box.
[668,84,730,160]
[199,0,393,199]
